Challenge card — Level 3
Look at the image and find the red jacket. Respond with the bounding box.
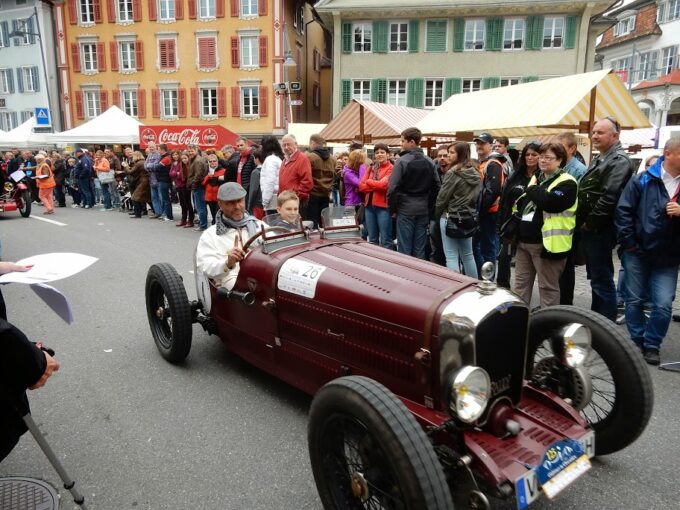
[278,150,313,201]
[202,169,226,202]
[358,161,393,208]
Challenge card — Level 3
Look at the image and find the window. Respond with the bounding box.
[84,90,101,118]
[120,41,136,71]
[353,23,371,53]
[241,86,259,116]
[158,39,177,70]
[387,79,406,106]
[661,45,678,75]
[201,87,217,116]
[241,0,257,16]
[464,20,485,51]
[0,69,11,93]
[637,51,658,81]
[199,0,215,19]
[658,0,680,22]
[121,89,138,116]
[198,37,217,69]
[425,20,447,52]
[500,77,520,87]
[159,0,175,21]
[0,23,6,48]
[240,36,258,67]
[14,19,31,45]
[20,110,33,123]
[543,17,564,48]
[1,112,18,131]
[118,0,133,22]
[612,57,631,72]
[161,88,178,117]
[80,0,95,23]
[389,22,408,52]
[424,79,443,108]
[462,79,482,93]
[504,19,524,50]
[352,80,370,100]
[613,16,635,37]
[21,67,37,92]
[81,43,98,72]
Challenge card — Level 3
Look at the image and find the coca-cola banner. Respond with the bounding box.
[138,125,240,150]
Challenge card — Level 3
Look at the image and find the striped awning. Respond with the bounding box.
[416,70,651,138]
[320,99,430,145]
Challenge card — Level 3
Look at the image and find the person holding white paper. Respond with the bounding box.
[35,154,56,214]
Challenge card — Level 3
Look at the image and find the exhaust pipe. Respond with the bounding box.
[217,287,256,306]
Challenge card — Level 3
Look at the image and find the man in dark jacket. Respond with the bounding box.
[387,127,440,259]
[233,137,257,197]
[74,148,95,208]
[307,134,337,227]
[615,137,680,365]
[155,143,173,220]
[577,118,633,321]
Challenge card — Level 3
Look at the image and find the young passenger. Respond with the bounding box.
[270,191,300,230]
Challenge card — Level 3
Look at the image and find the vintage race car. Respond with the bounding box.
[0,172,31,217]
[145,207,653,510]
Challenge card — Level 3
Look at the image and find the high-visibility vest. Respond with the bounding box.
[514,171,577,254]
[479,158,505,213]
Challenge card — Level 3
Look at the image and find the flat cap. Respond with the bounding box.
[217,182,247,201]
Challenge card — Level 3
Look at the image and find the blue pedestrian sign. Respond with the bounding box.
[35,107,50,126]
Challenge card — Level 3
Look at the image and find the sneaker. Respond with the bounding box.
[643,348,660,366]
[72,204,80,208]
[84,205,91,209]
[194,226,207,232]
[163,216,171,221]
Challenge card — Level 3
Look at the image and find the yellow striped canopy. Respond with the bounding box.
[416,70,651,138]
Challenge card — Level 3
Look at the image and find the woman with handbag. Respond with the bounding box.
[93,149,114,211]
[358,143,394,249]
[513,142,578,308]
[435,142,481,277]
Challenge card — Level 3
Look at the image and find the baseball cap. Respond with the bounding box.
[473,133,494,144]
[217,182,247,201]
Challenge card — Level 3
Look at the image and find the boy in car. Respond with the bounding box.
[270,191,301,230]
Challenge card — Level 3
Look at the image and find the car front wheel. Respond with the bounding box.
[19,190,31,217]
[308,376,453,510]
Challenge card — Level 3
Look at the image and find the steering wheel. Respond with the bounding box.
[242,226,293,252]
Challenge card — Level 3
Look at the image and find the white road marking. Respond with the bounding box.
[30,216,67,226]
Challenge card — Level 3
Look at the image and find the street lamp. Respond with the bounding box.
[8,6,52,131]
[282,26,297,126]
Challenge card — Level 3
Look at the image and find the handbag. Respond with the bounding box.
[499,213,521,244]
[445,210,479,239]
[98,170,116,184]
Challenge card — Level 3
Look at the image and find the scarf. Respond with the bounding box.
[215,210,260,239]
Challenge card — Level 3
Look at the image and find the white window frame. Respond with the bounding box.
[81,42,98,72]
[462,78,482,93]
[199,87,218,117]
[79,0,95,24]
[637,51,658,81]
[14,19,31,45]
[1,112,17,131]
[351,79,370,100]
[387,79,407,106]
[424,79,443,109]
[198,0,215,19]
[241,0,257,17]
[0,68,10,93]
[503,18,524,50]
[160,87,178,119]
[240,35,259,68]
[542,16,564,49]
[613,15,635,37]
[20,110,33,123]
[120,88,138,117]
[500,77,521,87]
[83,88,101,118]
[389,21,408,53]
[661,0,680,22]
[158,0,175,21]
[353,22,372,53]
[661,45,678,75]
[241,85,259,117]
[118,0,133,22]
[0,23,6,48]
[21,67,36,92]
[119,41,136,71]
[464,19,485,51]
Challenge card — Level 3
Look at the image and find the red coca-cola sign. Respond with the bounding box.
[138,125,240,150]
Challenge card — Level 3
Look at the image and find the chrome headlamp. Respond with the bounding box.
[3,182,14,192]
[560,323,591,368]
[449,366,491,423]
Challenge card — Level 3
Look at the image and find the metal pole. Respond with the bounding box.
[627,41,636,91]
[34,5,53,129]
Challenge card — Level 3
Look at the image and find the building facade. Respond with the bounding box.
[316,0,614,116]
[596,0,680,127]
[53,0,330,138]
[0,0,61,131]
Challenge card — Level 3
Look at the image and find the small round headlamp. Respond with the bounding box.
[561,323,591,368]
[450,366,491,423]
[4,182,14,192]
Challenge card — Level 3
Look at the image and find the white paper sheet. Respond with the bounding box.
[29,283,74,324]
[0,253,98,284]
[9,170,26,182]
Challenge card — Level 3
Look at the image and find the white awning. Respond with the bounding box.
[0,117,53,148]
[49,106,143,144]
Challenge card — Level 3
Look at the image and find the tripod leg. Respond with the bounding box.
[22,414,88,509]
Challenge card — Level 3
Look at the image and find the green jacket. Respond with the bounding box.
[434,164,481,220]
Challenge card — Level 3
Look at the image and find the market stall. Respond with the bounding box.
[49,106,143,145]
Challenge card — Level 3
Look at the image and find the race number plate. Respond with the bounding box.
[277,258,327,299]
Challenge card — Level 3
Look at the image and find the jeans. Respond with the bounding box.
[192,188,208,229]
[429,219,446,266]
[54,185,66,207]
[581,225,617,321]
[78,178,94,207]
[364,206,392,249]
[177,187,194,223]
[150,183,162,216]
[396,213,429,259]
[440,218,477,278]
[101,181,112,209]
[473,212,499,277]
[622,250,678,350]
[158,181,173,219]
[93,178,102,204]
[109,182,120,207]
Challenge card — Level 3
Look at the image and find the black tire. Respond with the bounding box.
[19,190,31,217]
[528,305,653,456]
[145,263,192,363]
[308,376,453,510]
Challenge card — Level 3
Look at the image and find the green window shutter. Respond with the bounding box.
[485,18,503,51]
[373,20,388,53]
[408,20,419,53]
[371,78,387,102]
[342,22,352,53]
[482,76,500,89]
[565,16,578,49]
[444,77,462,99]
[521,76,539,83]
[526,16,544,50]
[426,20,447,52]
[406,78,424,108]
[453,18,465,52]
[341,80,351,108]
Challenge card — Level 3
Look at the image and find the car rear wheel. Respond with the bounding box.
[308,376,453,510]
[527,305,653,456]
[19,190,31,217]
[145,263,192,363]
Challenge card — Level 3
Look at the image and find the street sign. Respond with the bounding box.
[35,107,50,126]
[289,99,303,106]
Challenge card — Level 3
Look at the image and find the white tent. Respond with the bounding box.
[50,106,143,145]
[0,117,53,149]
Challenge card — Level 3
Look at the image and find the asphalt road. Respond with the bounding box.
[1,204,679,510]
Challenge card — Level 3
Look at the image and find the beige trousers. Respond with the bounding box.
[514,242,566,308]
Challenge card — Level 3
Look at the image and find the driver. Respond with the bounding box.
[196,182,265,290]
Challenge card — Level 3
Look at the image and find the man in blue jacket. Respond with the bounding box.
[615,137,680,365]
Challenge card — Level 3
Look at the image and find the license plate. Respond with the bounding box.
[515,431,595,510]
